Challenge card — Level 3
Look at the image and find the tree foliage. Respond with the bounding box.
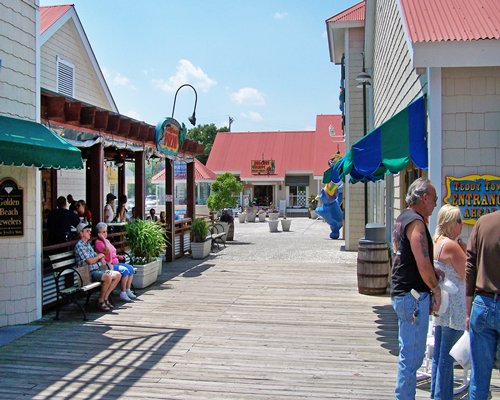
[187,123,229,164]
[207,172,243,212]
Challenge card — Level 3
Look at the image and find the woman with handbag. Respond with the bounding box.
[430,204,467,400]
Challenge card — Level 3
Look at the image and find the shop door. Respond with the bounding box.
[253,185,273,207]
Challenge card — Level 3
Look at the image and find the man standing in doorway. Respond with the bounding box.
[466,210,500,399]
[391,177,442,400]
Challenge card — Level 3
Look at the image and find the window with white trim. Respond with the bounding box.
[56,56,75,97]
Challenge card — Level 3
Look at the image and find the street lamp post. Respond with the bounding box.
[171,83,198,126]
[356,53,372,227]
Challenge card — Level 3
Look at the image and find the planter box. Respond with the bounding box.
[258,213,266,222]
[191,239,211,259]
[134,258,161,289]
[268,212,279,221]
[268,220,279,232]
[246,210,257,222]
[238,213,246,223]
[281,219,292,231]
[310,210,318,219]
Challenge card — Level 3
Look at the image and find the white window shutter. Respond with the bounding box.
[56,56,75,97]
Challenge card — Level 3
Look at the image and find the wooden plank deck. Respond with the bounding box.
[0,218,499,399]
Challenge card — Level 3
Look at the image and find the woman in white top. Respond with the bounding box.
[104,193,116,223]
[430,204,467,400]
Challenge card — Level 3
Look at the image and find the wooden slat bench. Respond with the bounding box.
[48,251,102,321]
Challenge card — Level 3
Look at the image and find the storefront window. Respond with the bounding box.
[288,185,307,207]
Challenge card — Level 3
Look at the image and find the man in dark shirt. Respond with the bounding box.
[47,196,80,244]
[465,210,500,399]
[391,177,442,400]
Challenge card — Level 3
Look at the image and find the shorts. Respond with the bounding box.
[91,269,112,282]
[113,263,135,277]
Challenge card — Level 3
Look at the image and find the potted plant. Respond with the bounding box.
[207,172,243,239]
[238,210,247,223]
[125,219,167,288]
[246,206,257,222]
[258,209,266,222]
[308,194,319,219]
[281,216,292,231]
[190,218,211,259]
[219,210,234,241]
[268,204,280,221]
[268,219,279,232]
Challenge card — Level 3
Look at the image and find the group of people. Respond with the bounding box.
[391,177,500,399]
[74,220,136,311]
[46,195,92,244]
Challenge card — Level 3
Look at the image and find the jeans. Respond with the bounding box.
[430,325,463,399]
[392,291,430,400]
[469,294,500,399]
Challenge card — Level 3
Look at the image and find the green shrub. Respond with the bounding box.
[207,172,243,212]
[125,219,168,264]
[191,218,209,242]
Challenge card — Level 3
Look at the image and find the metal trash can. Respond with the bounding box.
[357,224,390,295]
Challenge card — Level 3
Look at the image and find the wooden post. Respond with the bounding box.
[165,159,175,262]
[118,164,126,200]
[134,151,145,220]
[87,141,104,227]
[186,161,195,219]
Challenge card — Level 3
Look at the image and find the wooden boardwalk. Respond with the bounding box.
[1,218,498,399]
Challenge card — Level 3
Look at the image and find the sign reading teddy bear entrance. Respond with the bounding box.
[0,178,23,237]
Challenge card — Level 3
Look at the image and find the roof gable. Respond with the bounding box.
[326,1,365,23]
[40,5,117,112]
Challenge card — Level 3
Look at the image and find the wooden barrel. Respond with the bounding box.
[357,240,390,295]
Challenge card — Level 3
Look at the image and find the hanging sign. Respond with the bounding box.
[155,117,187,157]
[174,161,187,179]
[444,174,500,224]
[0,178,24,237]
[251,160,275,175]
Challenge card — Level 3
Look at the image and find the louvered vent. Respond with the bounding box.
[57,58,74,97]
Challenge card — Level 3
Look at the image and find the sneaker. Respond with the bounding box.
[126,289,137,299]
[119,291,132,302]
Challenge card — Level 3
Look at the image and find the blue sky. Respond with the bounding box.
[41,0,358,132]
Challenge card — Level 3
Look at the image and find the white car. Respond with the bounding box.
[145,195,157,210]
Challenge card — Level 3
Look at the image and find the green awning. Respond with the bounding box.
[0,115,83,169]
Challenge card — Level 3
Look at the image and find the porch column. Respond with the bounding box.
[134,151,145,220]
[165,159,175,262]
[118,164,126,199]
[87,141,104,227]
[186,161,195,218]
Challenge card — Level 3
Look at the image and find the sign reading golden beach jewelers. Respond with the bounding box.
[444,175,500,224]
[155,117,187,158]
[0,178,23,237]
[251,160,275,175]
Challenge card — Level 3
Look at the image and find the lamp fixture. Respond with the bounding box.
[171,83,198,126]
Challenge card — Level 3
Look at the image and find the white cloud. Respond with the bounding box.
[125,110,143,121]
[152,59,216,93]
[274,11,288,20]
[231,87,265,106]
[113,73,136,90]
[241,111,263,122]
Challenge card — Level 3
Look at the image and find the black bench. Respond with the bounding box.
[209,223,226,250]
[48,251,102,321]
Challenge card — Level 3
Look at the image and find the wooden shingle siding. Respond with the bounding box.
[0,1,36,120]
[40,19,111,109]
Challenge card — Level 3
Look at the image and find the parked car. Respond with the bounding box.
[145,195,157,210]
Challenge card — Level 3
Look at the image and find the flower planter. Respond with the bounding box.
[191,239,211,259]
[310,210,318,219]
[268,220,279,232]
[268,212,279,221]
[281,219,292,231]
[238,213,247,223]
[246,210,257,222]
[134,258,161,289]
[258,213,266,222]
[218,221,229,241]
[157,256,163,278]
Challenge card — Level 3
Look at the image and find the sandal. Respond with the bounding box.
[97,302,111,312]
[105,300,114,309]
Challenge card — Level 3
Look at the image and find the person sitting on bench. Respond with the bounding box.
[74,222,121,312]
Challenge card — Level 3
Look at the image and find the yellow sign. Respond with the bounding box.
[444,175,500,224]
[251,160,275,175]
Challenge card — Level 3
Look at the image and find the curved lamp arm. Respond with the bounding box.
[171,84,198,126]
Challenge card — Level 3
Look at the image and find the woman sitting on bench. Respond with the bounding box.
[95,222,136,302]
[74,223,121,312]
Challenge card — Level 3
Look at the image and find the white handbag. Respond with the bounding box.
[449,330,471,369]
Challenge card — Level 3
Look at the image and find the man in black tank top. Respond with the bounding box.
[391,177,442,400]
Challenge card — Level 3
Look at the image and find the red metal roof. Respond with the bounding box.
[400,0,500,42]
[151,159,216,184]
[206,115,344,180]
[40,5,73,34]
[326,1,365,23]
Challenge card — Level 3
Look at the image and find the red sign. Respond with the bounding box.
[251,160,275,175]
